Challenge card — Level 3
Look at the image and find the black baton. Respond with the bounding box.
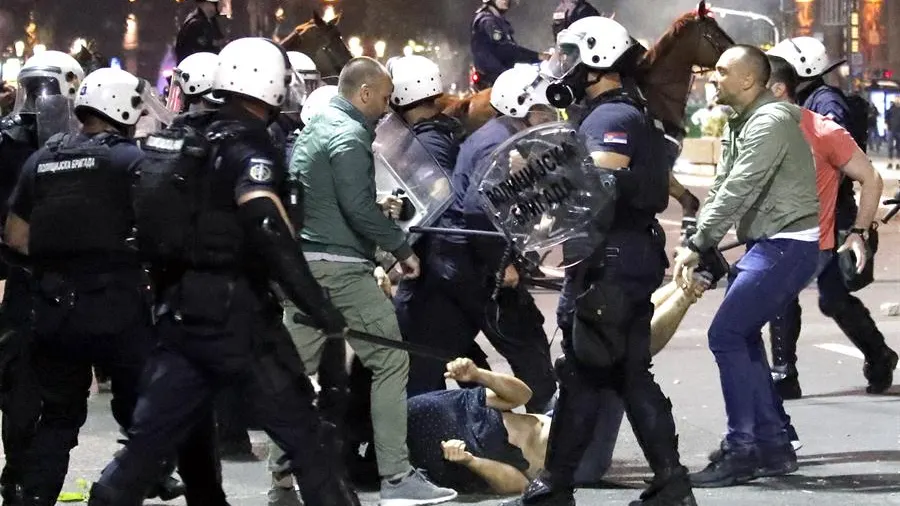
[291,312,455,363]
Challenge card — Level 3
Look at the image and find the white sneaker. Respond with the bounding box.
[379,468,457,506]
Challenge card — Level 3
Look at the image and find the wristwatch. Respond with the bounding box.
[849,227,868,239]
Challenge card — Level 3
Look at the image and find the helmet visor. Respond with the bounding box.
[545,44,582,80]
[12,70,63,115]
[165,81,185,113]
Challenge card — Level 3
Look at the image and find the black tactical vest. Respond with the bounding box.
[29,133,133,261]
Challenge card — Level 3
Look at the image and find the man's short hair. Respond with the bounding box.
[767,55,799,100]
[733,44,771,86]
[338,57,390,97]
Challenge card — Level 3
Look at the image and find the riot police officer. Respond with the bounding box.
[174,0,225,64]
[0,49,84,506]
[400,65,558,410]
[166,52,223,114]
[471,0,542,90]
[502,17,694,505]
[87,37,360,506]
[551,0,600,39]
[2,66,188,506]
[269,51,322,157]
[766,37,897,397]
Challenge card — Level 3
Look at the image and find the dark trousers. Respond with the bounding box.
[18,270,155,502]
[90,278,351,506]
[0,267,39,499]
[710,240,818,449]
[545,229,682,486]
[770,250,891,374]
[395,258,555,412]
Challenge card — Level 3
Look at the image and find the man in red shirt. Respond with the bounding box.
[765,55,892,405]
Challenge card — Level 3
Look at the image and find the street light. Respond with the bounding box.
[14,41,25,58]
[374,40,386,59]
[323,6,336,22]
[347,36,363,57]
[70,37,87,55]
[709,6,780,44]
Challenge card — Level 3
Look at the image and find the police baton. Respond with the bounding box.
[291,313,455,363]
[882,190,900,224]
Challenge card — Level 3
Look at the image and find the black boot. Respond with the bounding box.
[498,477,574,506]
[87,482,142,506]
[629,467,697,506]
[689,445,758,488]
[769,300,802,399]
[827,297,894,392]
[864,347,898,394]
[146,474,186,501]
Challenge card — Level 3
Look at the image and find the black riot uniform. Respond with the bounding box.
[0,114,41,504]
[551,0,601,39]
[87,104,359,506]
[504,85,694,504]
[174,3,225,64]
[6,130,192,505]
[470,1,541,90]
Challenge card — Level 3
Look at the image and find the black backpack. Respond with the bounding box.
[133,121,214,263]
[842,93,871,153]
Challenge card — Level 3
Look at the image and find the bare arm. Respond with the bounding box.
[839,150,883,229]
[441,440,529,495]
[3,214,29,255]
[464,456,530,495]
[444,358,532,411]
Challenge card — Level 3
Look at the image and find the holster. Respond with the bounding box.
[571,267,629,370]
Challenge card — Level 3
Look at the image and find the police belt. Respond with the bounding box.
[291,312,455,363]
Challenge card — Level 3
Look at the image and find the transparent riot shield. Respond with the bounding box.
[34,95,79,145]
[372,112,454,245]
[476,121,617,270]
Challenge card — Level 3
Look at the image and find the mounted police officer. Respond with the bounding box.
[86,37,360,506]
[400,65,558,411]
[502,17,694,506]
[174,0,226,64]
[2,66,184,506]
[766,36,898,397]
[551,0,601,39]
[471,0,543,90]
[0,49,83,506]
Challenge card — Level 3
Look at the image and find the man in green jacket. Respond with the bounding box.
[269,57,458,506]
[673,45,820,489]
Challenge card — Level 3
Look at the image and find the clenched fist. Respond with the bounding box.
[444,357,480,383]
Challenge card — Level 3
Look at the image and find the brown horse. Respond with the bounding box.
[277,11,353,81]
[439,1,733,140]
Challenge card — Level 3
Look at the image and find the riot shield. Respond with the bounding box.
[135,80,176,138]
[476,121,617,269]
[372,112,454,244]
[34,95,78,146]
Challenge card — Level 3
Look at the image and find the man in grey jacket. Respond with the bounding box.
[673,46,820,489]
[270,57,458,506]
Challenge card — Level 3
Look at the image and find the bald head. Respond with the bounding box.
[710,45,772,110]
[338,57,393,123]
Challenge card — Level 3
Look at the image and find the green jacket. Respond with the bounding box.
[290,96,412,261]
[690,92,819,251]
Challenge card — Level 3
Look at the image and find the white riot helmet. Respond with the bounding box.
[767,37,833,79]
[386,55,443,107]
[284,51,321,114]
[75,68,158,127]
[214,37,292,108]
[490,64,551,118]
[300,85,338,125]
[12,50,85,115]
[168,52,222,112]
[550,16,635,74]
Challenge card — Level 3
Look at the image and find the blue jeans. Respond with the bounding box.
[708,239,818,448]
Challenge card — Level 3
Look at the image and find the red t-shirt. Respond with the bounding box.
[800,109,857,250]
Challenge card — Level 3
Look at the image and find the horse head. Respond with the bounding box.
[279,10,353,80]
[637,0,734,136]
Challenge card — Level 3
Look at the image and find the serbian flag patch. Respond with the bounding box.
[602,132,628,145]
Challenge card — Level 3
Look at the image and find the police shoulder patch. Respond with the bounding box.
[492,29,504,41]
[248,157,274,183]
[602,132,628,145]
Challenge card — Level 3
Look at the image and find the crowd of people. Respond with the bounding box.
[0,0,895,506]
